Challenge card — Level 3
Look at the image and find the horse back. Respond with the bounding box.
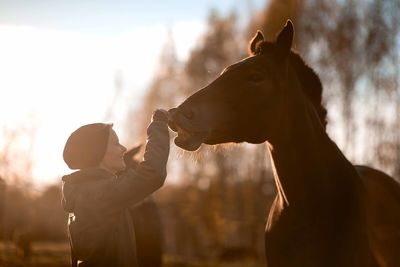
[355,165,400,267]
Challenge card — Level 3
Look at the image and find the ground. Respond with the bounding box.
[0,242,264,267]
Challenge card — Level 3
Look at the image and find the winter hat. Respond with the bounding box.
[63,123,113,170]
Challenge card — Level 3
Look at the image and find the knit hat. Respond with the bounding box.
[63,123,112,170]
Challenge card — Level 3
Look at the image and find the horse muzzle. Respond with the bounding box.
[167,107,209,151]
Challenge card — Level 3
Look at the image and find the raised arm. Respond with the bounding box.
[103,109,170,209]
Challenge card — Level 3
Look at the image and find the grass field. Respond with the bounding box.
[0,242,70,267]
[0,242,265,267]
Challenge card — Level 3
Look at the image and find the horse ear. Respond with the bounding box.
[276,20,294,55]
[248,30,265,55]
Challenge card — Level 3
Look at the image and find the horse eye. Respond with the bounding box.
[246,72,264,82]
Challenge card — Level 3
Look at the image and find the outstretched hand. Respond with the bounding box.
[152,109,169,123]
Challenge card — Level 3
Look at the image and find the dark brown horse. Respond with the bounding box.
[168,21,400,266]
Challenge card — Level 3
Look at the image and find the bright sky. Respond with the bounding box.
[0,0,266,187]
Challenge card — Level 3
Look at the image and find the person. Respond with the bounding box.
[61,109,170,267]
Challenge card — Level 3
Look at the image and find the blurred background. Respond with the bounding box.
[0,0,399,266]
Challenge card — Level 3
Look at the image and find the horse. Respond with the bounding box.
[168,21,400,266]
[120,144,163,267]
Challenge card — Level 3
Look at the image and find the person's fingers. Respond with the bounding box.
[152,109,169,122]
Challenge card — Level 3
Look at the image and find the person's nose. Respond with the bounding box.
[121,145,127,153]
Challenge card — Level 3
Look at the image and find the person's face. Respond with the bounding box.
[99,128,127,174]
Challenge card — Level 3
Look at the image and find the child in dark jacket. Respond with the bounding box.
[61,109,170,267]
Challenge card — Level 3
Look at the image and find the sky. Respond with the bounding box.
[0,0,267,187]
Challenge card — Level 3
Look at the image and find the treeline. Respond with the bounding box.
[133,0,400,182]
[0,182,66,242]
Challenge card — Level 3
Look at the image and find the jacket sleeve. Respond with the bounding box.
[101,120,170,211]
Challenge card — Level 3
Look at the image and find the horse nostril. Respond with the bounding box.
[182,107,194,119]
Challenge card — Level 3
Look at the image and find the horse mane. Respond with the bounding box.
[255,42,328,130]
[289,52,328,130]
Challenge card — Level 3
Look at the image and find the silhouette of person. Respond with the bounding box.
[61,109,170,267]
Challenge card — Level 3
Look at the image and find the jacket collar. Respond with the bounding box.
[62,167,114,184]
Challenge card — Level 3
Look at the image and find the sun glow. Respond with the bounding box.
[0,21,204,186]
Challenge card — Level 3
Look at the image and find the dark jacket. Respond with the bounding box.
[61,121,170,267]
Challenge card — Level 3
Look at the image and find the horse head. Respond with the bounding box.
[168,21,303,150]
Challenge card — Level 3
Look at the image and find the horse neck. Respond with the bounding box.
[267,69,360,207]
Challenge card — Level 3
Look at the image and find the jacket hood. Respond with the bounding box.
[61,168,113,212]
